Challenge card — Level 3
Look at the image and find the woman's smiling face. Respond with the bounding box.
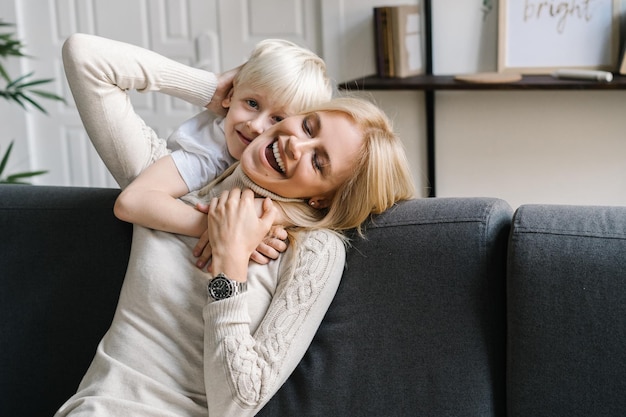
[239,111,363,207]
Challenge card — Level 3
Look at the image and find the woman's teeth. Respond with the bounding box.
[272,142,285,173]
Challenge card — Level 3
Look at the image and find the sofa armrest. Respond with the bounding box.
[507,204,626,417]
[0,185,132,417]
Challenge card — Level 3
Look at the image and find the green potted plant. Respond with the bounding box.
[0,20,64,184]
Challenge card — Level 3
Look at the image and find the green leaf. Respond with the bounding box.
[0,64,9,81]
[6,71,32,89]
[13,77,55,89]
[19,96,45,113]
[0,140,48,184]
[8,92,27,109]
[0,140,14,176]
[6,170,48,181]
[28,89,65,102]
[17,93,47,114]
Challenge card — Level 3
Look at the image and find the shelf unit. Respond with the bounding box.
[338,74,626,197]
[338,0,626,197]
[339,74,626,91]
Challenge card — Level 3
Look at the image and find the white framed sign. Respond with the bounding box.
[498,0,620,74]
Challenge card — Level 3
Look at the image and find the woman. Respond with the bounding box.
[56,38,415,417]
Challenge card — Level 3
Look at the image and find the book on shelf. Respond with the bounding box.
[373,4,423,78]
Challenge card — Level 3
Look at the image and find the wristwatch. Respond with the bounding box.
[207,273,247,301]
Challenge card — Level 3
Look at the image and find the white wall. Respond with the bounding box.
[436,90,626,208]
[427,0,626,208]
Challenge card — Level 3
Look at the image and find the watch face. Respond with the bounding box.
[208,276,234,300]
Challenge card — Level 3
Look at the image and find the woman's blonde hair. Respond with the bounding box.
[235,39,333,112]
[276,95,416,237]
[203,96,415,240]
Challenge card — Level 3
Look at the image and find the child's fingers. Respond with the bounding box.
[193,230,210,258]
[195,202,209,214]
[195,241,213,269]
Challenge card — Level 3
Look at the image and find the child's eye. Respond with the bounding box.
[271,115,285,124]
[246,99,259,109]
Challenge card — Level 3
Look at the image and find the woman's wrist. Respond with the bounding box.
[209,254,248,283]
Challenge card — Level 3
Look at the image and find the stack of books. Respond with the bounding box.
[373,4,423,78]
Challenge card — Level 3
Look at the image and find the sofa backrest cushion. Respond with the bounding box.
[0,185,131,417]
[259,197,512,417]
[507,204,626,417]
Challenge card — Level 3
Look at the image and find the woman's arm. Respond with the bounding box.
[62,33,217,188]
[202,191,345,415]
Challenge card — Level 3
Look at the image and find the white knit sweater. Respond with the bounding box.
[56,34,346,416]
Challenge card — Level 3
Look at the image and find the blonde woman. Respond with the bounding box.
[56,35,415,417]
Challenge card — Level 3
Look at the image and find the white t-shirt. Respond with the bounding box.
[167,110,236,192]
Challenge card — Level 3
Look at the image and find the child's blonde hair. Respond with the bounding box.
[235,39,333,112]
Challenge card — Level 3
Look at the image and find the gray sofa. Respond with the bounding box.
[1,184,625,416]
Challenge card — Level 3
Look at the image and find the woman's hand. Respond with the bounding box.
[193,200,288,270]
[206,189,276,280]
[205,65,241,117]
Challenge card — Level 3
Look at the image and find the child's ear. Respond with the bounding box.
[221,90,234,109]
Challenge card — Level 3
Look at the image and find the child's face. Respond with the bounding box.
[221,85,291,160]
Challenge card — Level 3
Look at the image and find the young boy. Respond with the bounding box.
[62,34,332,263]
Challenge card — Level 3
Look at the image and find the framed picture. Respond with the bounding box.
[498,0,620,74]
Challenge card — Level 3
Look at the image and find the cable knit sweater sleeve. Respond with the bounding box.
[61,33,217,188]
[202,229,346,416]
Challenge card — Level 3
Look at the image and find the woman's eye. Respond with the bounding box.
[246,99,259,109]
[312,153,322,172]
[302,119,312,136]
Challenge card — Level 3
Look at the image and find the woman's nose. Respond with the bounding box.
[285,136,307,160]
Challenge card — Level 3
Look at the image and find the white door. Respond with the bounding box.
[2,0,220,187]
[217,0,320,71]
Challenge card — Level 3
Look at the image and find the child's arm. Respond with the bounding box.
[114,156,207,237]
[115,156,291,265]
[113,64,240,235]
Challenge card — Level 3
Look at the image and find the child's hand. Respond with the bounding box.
[193,229,213,269]
[205,65,241,117]
[250,225,289,265]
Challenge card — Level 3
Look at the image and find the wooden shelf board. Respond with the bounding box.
[338,74,626,91]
